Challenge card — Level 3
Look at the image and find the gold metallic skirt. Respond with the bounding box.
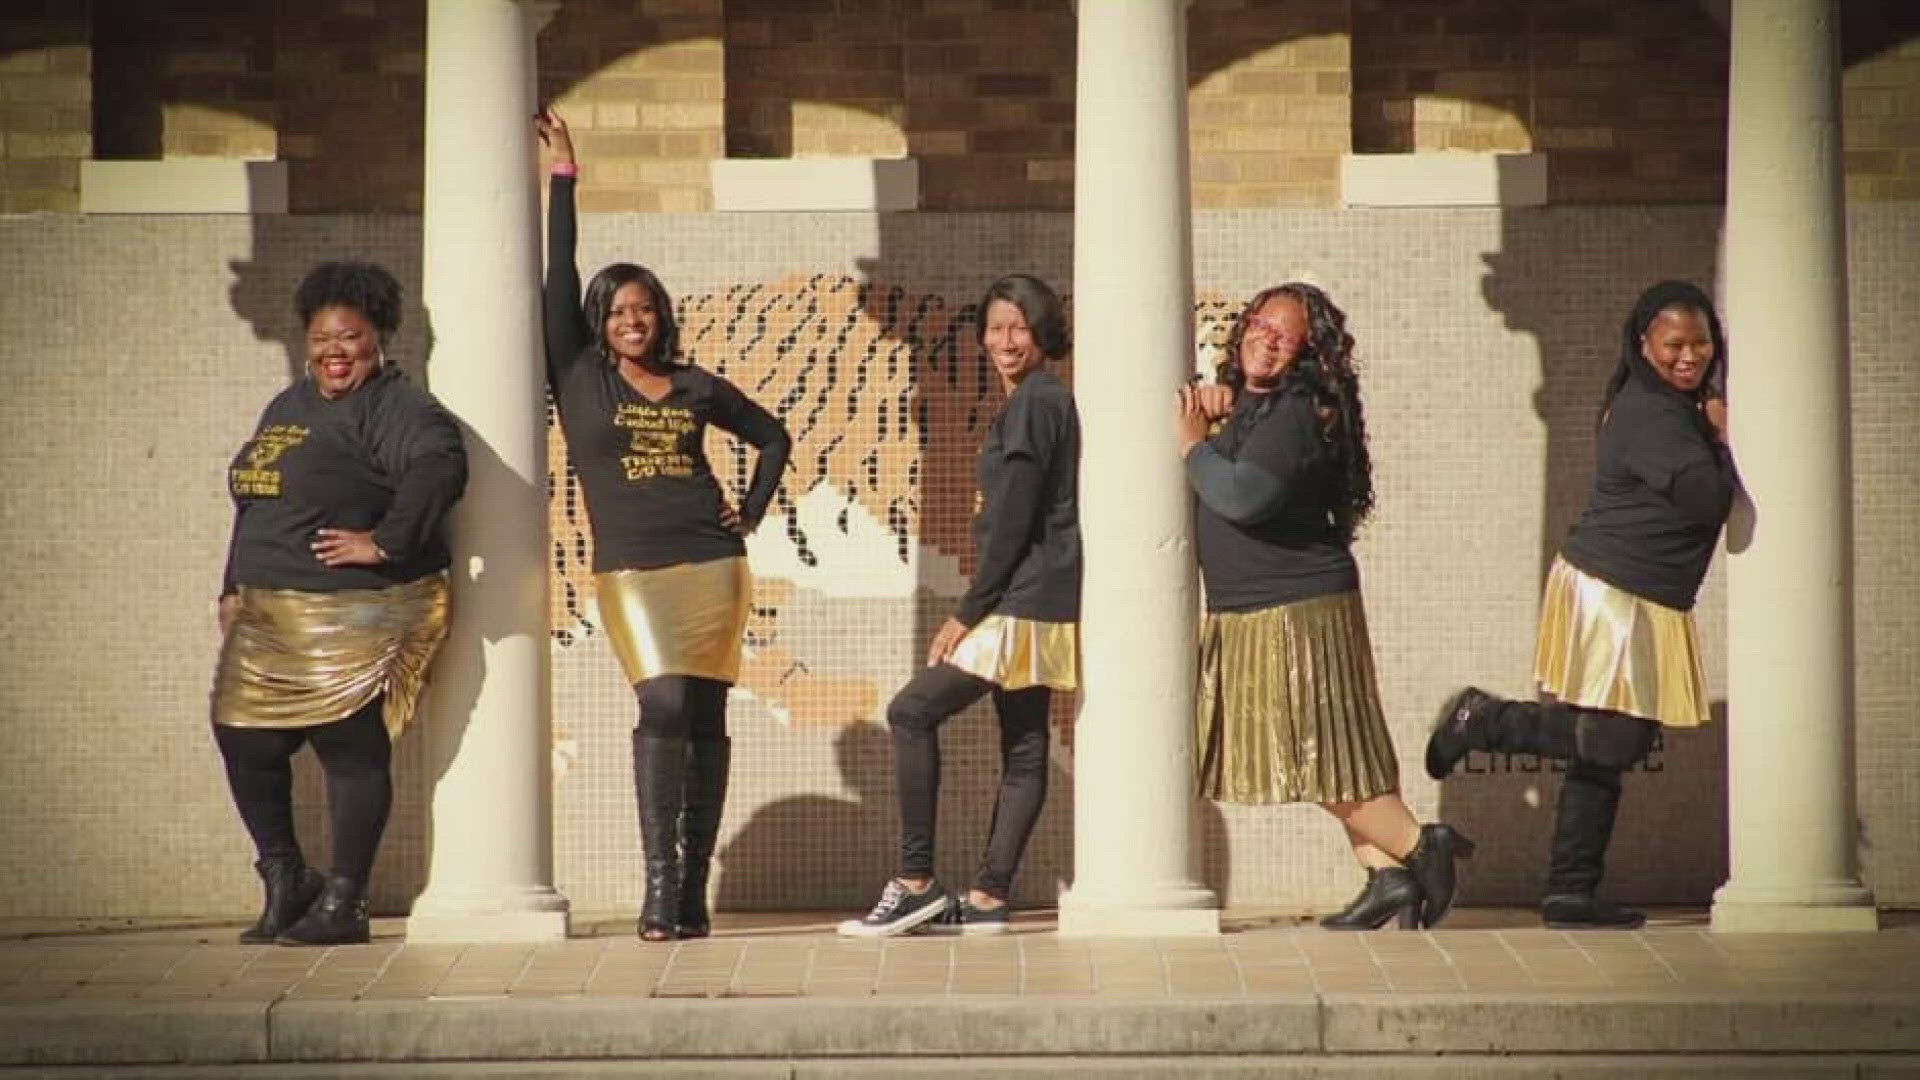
[595,556,751,686]
[1195,590,1400,805]
[945,613,1079,692]
[1534,556,1712,728]
[211,571,451,738]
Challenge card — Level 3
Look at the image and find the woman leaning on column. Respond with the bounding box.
[212,261,467,946]
[1176,282,1474,930]
[1427,280,1736,930]
[536,109,792,941]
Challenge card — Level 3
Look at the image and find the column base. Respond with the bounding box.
[1057,884,1220,937]
[1711,880,1878,933]
[405,886,571,943]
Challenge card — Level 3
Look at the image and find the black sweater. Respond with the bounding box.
[954,371,1082,626]
[1560,368,1736,612]
[222,367,466,594]
[544,174,792,573]
[1187,386,1358,613]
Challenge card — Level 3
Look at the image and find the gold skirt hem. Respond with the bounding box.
[1533,556,1712,728]
[595,557,751,686]
[211,571,450,739]
[1195,590,1400,805]
[945,613,1078,692]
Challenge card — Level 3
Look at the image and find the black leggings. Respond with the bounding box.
[888,663,1051,901]
[212,695,391,882]
[633,674,729,741]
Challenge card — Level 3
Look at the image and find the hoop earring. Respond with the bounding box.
[375,347,387,370]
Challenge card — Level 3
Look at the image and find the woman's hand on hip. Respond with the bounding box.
[312,529,386,568]
[926,617,969,668]
[217,594,241,637]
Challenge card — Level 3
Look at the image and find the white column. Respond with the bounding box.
[1712,0,1875,933]
[1058,0,1218,936]
[407,0,569,942]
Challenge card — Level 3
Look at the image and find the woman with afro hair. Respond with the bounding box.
[211,260,467,946]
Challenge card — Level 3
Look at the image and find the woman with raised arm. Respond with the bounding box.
[1176,282,1473,930]
[212,261,465,946]
[1427,280,1735,930]
[537,111,791,941]
[839,274,1081,938]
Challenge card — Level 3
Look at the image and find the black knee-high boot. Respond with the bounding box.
[1542,761,1644,929]
[677,736,732,938]
[1426,688,1578,779]
[635,732,689,941]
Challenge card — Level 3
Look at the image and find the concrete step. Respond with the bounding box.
[3,994,1918,1071]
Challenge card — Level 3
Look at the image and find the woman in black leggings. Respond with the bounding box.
[211,261,466,946]
[1427,280,1736,929]
[840,274,1081,937]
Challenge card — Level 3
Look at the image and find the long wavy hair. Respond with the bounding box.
[1216,282,1375,539]
[583,262,683,367]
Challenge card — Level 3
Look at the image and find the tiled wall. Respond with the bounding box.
[1,203,1915,918]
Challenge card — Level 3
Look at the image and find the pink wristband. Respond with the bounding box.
[550,162,578,178]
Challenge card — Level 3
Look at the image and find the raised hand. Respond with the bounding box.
[534,107,576,167]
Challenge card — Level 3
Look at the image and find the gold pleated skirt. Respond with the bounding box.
[211,571,451,739]
[1195,590,1400,805]
[1534,556,1712,728]
[595,556,751,686]
[945,613,1079,692]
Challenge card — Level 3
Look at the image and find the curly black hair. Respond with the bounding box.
[584,262,683,366]
[1216,282,1375,539]
[1599,279,1726,426]
[294,261,403,339]
[975,273,1070,361]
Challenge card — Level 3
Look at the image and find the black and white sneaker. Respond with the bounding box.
[926,896,1011,936]
[836,879,950,937]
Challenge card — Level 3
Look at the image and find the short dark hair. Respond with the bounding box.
[975,274,1069,361]
[583,262,682,365]
[294,261,402,339]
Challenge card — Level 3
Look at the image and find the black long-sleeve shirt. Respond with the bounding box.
[222,367,467,594]
[1560,370,1736,611]
[1187,386,1358,613]
[544,174,792,572]
[954,370,1081,626]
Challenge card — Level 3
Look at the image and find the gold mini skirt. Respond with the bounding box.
[1195,590,1400,805]
[1534,556,1712,728]
[945,613,1078,692]
[595,556,751,686]
[211,571,451,738]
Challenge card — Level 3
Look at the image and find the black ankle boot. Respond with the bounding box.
[635,733,689,941]
[1320,867,1423,930]
[240,855,324,944]
[677,737,732,938]
[276,875,369,946]
[1542,892,1646,930]
[1401,823,1477,929]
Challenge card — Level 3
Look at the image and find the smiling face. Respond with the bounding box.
[305,305,381,399]
[1640,305,1714,393]
[1238,293,1308,392]
[603,281,661,364]
[982,298,1045,388]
